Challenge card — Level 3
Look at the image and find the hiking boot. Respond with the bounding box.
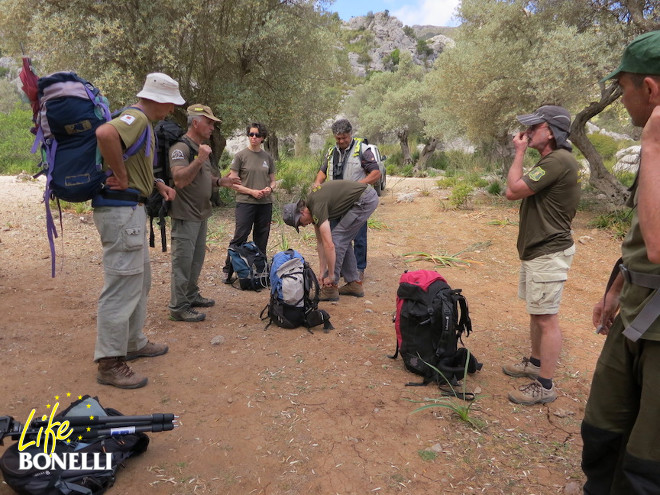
[319,285,339,301]
[97,357,148,389]
[508,380,557,405]
[191,295,215,308]
[502,357,540,379]
[221,271,234,285]
[169,308,206,322]
[126,341,169,361]
[358,269,365,282]
[339,281,364,297]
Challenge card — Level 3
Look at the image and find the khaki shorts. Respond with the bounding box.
[518,244,575,315]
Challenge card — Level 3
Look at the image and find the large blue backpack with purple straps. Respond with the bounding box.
[32,72,151,276]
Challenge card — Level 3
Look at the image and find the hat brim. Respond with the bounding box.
[600,65,622,83]
[136,90,186,106]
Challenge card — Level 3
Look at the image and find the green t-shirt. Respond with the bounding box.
[517,148,580,260]
[106,108,155,197]
[307,181,367,225]
[620,174,660,341]
[230,147,275,204]
[168,138,213,221]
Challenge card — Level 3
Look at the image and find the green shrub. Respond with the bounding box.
[0,105,39,175]
[615,171,636,188]
[449,182,473,208]
[487,181,503,195]
[425,151,449,170]
[588,133,620,161]
[589,209,632,240]
[436,177,458,188]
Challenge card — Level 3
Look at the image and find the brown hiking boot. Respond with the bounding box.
[97,357,148,389]
[508,380,557,405]
[319,284,339,301]
[339,281,364,297]
[502,357,541,379]
[126,341,169,361]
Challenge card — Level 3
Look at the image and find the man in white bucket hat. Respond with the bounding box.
[93,73,185,389]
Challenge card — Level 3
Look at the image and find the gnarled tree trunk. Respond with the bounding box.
[414,137,439,172]
[264,132,279,162]
[571,83,629,207]
[398,129,413,165]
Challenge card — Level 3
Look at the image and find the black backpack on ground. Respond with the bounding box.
[390,270,482,391]
[260,249,333,333]
[148,120,196,252]
[227,241,270,291]
[0,396,149,495]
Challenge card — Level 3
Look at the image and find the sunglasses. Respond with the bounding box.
[248,132,262,138]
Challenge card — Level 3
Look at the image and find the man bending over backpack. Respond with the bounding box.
[167,104,240,323]
[282,181,379,301]
[93,73,184,389]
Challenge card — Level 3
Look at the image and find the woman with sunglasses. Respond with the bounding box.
[222,122,276,283]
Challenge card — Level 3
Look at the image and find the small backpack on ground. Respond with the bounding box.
[147,120,196,252]
[390,270,482,391]
[26,69,150,276]
[227,241,270,291]
[0,395,149,495]
[260,249,333,332]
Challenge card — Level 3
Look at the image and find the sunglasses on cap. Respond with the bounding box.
[248,132,262,138]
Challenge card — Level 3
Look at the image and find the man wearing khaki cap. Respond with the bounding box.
[168,104,240,322]
[582,30,660,494]
[94,72,184,389]
[503,104,580,405]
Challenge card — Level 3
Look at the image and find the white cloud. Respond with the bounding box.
[392,0,461,27]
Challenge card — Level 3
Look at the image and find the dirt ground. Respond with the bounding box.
[0,174,622,494]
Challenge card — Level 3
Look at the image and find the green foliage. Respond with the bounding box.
[384,48,400,69]
[276,156,317,195]
[587,133,620,160]
[417,450,437,461]
[486,180,503,195]
[403,25,416,39]
[0,67,9,78]
[416,39,433,57]
[615,171,636,188]
[589,209,632,240]
[0,105,39,175]
[449,182,474,208]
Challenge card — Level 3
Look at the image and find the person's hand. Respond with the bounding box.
[252,189,264,199]
[106,175,128,190]
[593,294,618,335]
[512,131,529,153]
[158,183,176,201]
[198,144,212,162]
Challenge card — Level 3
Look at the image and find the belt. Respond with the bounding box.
[619,264,660,342]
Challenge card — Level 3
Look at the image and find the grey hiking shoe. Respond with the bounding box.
[191,295,215,308]
[502,357,540,379]
[508,380,557,405]
[97,357,148,389]
[126,341,169,361]
[169,308,206,322]
[339,281,364,297]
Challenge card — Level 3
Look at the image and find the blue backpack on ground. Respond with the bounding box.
[31,72,150,276]
[260,249,333,332]
[227,241,270,291]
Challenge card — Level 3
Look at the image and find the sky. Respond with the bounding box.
[328,0,461,27]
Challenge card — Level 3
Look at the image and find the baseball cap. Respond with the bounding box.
[602,30,660,82]
[517,105,572,150]
[282,202,302,233]
[137,73,185,105]
[187,104,221,122]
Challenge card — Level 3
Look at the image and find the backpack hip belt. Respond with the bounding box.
[619,264,660,342]
[91,187,148,208]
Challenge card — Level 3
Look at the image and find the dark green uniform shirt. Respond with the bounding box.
[517,148,580,260]
[307,181,368,226]
[620,174,660,341]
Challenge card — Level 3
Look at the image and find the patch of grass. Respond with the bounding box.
[367,217,388,230]
[449,182,474,209]
[402,250,483,268]
[589,209,632,240]
[417,449,437,461]
[487,218,517,227]
[486,181,503,195]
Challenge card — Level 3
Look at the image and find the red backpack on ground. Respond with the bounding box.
[390,270,481,388]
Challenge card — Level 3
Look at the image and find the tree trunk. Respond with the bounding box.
[264,132,279,162]
[398,129,412,165]
[414,138,439,172]
[210,129,227,171]
[570,83,629,207]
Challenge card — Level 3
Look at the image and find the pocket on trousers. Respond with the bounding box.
[529,272,567,307]
[121,226,144,252]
